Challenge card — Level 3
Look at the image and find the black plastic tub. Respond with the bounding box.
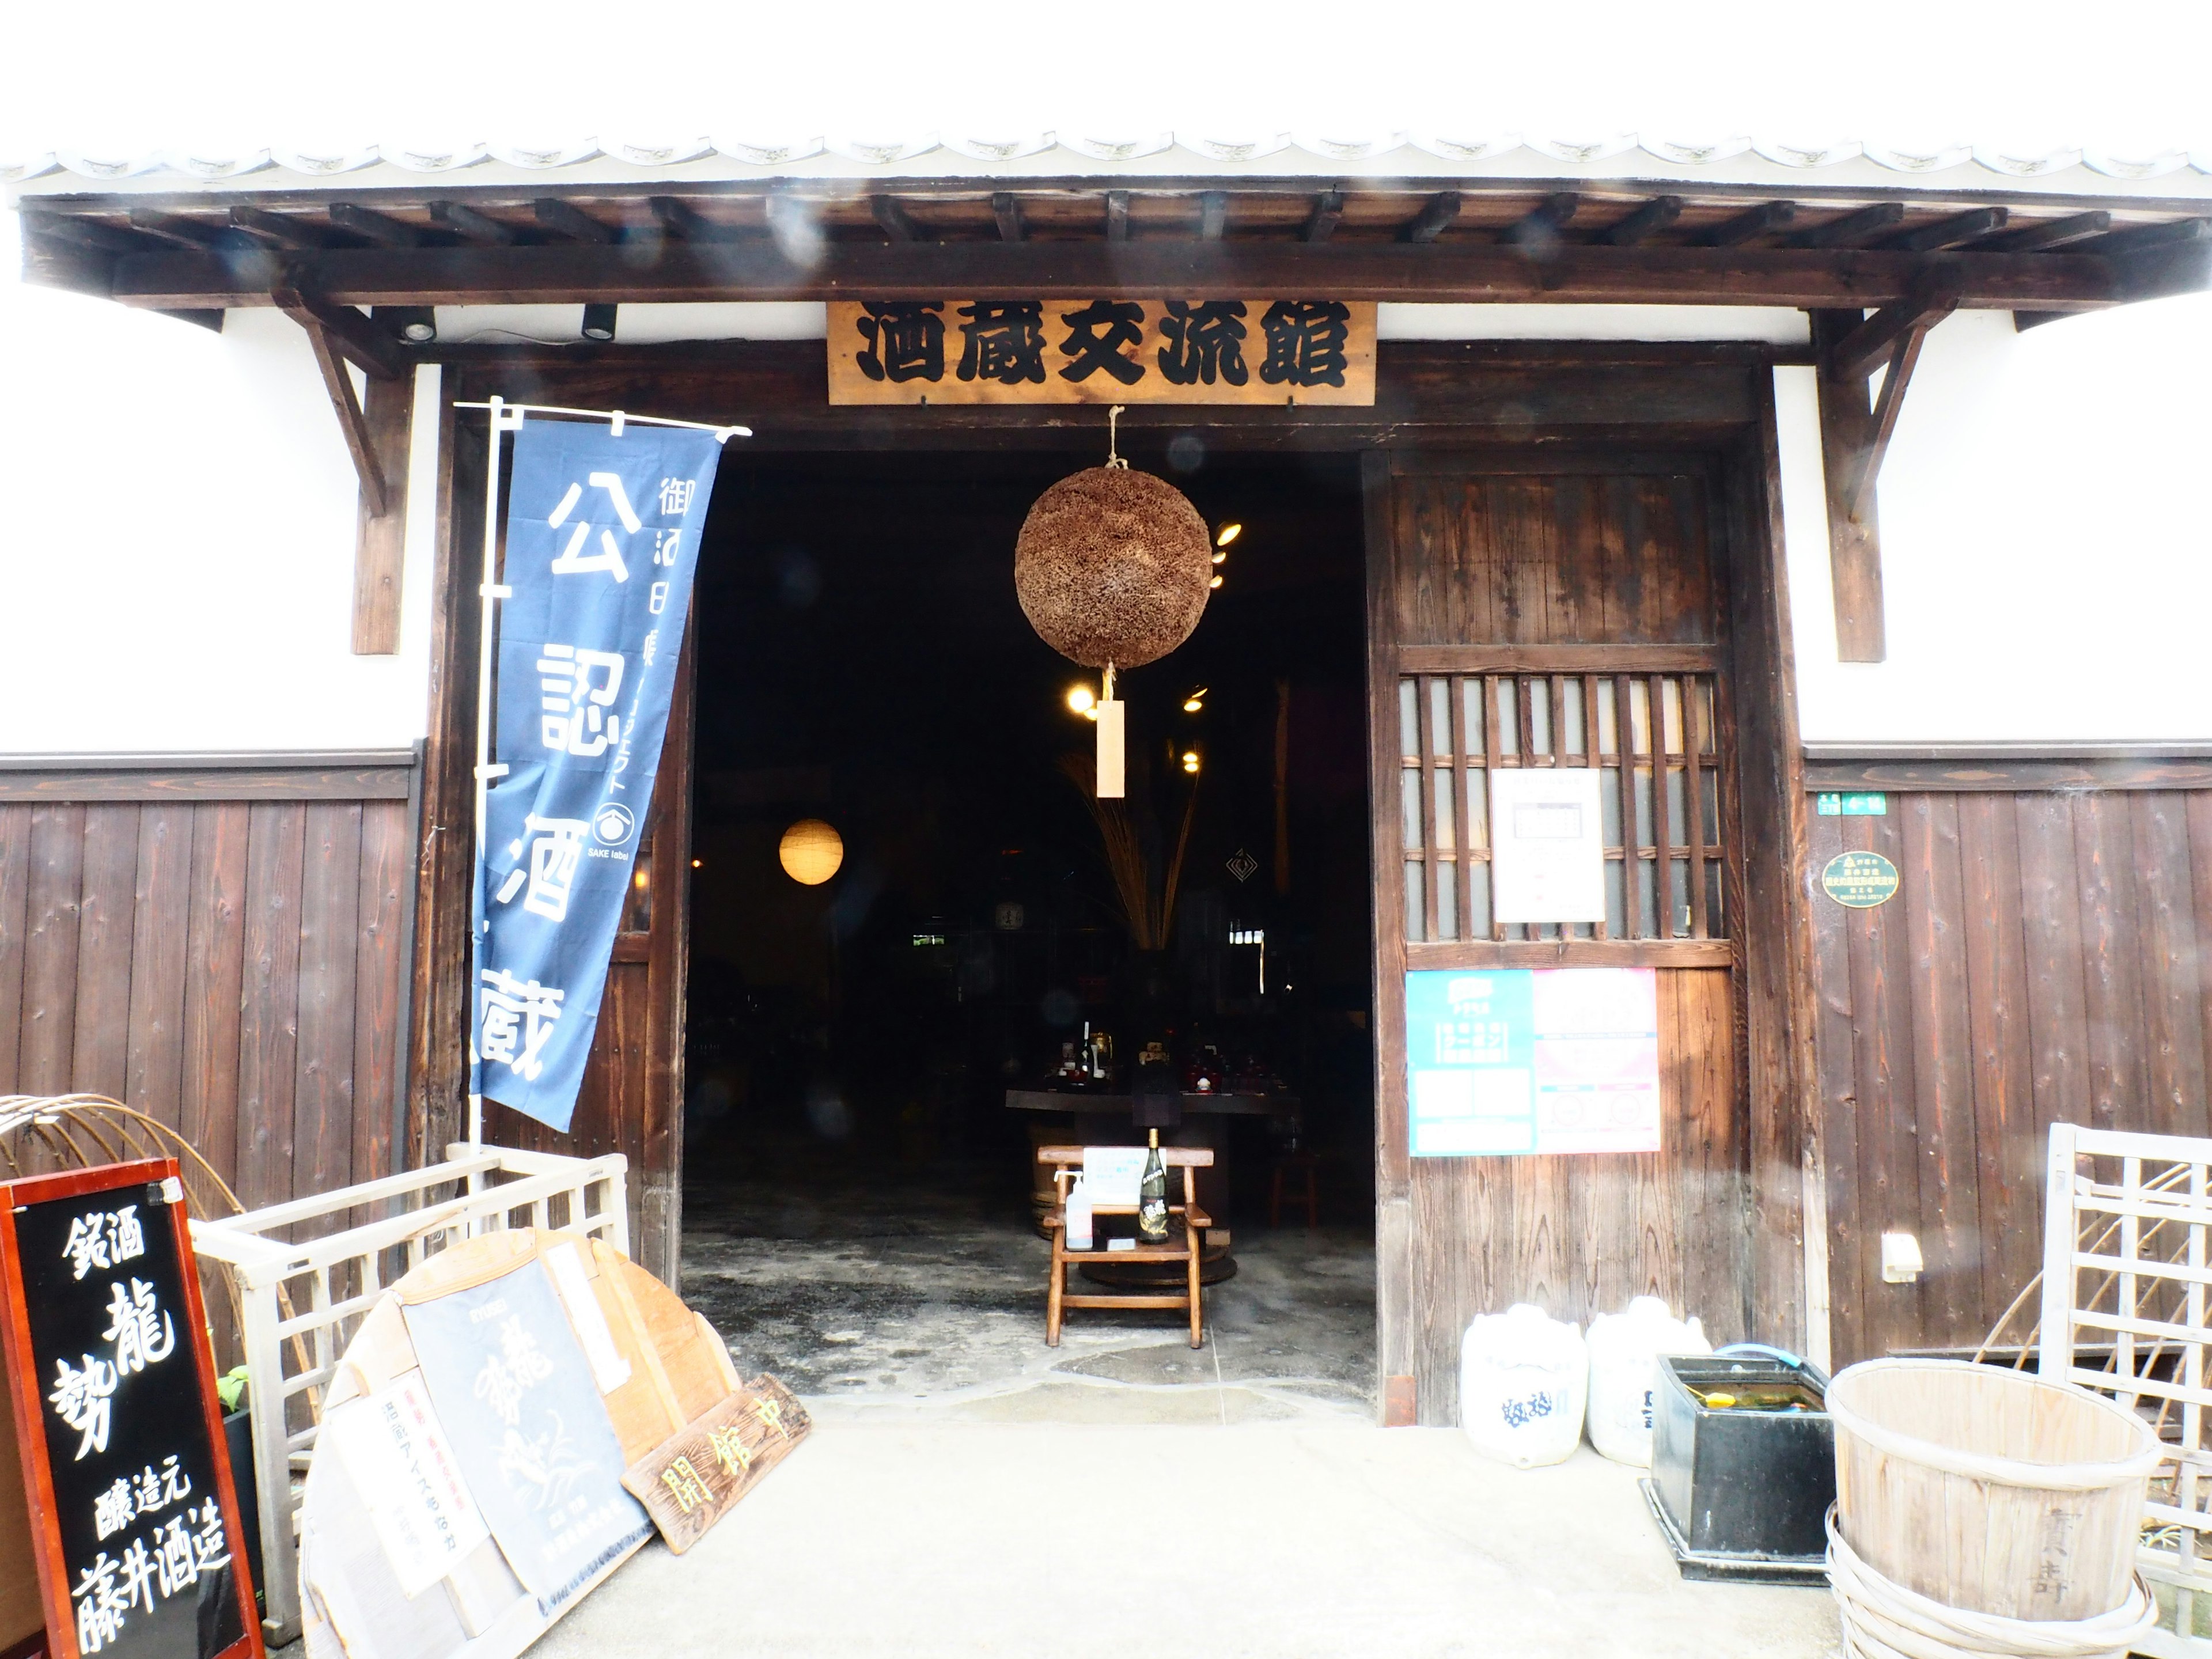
[1643,1351,1835,1583]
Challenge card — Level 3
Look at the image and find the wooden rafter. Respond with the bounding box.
[1884,206,2006,252]
[94,237,2156,313]
[431,202,516,245]
[1704,201,1796,246]
[1503,192,1578,246]
[1597,196,1681,246]
[872,194,921,243]
[1302,189,1344,243]
[1786,202,1903,249]
[1828,268,1964,378]
[271,282,409,381]
[229,204,342,249]
[533,198,615,243]
[329,202,422,247]
[1402,191,1461,243]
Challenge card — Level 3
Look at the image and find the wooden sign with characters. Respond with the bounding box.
[0,1158,261,1659]
[828,298,1377,405]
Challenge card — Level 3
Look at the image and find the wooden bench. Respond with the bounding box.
[1039,1145,1214,1348]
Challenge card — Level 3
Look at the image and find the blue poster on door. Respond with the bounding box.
[471,418,726,1130]
[400,1259,652,1618]
[1406,968,1661,1157]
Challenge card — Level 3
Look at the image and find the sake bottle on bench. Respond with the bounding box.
[1138,1130,1171,1244]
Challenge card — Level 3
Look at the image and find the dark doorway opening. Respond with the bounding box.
[679,445,1377,1411]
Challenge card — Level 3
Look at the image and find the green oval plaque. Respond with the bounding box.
[1821,850,1900,908]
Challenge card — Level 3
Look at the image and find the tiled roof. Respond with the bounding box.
[9,132,2212,195]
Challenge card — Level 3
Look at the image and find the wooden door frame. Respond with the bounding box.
[1363,393,1816,1418]
[410,340,1816,1316]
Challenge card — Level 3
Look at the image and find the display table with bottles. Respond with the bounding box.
[1004,1090,1298,1282]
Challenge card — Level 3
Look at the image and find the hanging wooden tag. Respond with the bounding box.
[1096,696,1125,798]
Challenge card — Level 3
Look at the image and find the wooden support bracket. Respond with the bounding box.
[1809,271,1960,661]
[273,281,415,650]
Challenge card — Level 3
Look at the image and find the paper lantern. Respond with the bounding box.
[778,819,843,885]
[1014,464,1213,671]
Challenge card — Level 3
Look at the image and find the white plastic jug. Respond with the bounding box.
[1584,1296,1709,1467]
[1460,1304,1589,1468]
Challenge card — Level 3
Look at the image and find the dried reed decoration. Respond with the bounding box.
[1059,752,1200,951]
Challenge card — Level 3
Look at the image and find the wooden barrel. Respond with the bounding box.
[1827,1358,2162,1623]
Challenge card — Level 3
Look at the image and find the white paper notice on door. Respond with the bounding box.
[1489,768,1605,925]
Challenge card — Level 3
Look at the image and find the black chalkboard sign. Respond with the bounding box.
[0,1158,259,1659]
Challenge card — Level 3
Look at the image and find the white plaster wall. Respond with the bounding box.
[1777,293,2212,746]
[0,214,442,755]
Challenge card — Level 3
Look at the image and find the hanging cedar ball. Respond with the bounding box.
[1014,465,1213,669]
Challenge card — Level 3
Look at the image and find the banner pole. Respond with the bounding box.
[468,395,512,1150]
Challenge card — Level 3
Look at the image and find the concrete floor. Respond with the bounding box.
[574,1176,1842,1657]
[533,1425,1842,1659]
[680,1171,1376,1421]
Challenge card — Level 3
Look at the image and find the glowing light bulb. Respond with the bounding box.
[1183,688,1207,713]
[1066,684,1096,715]
[690,858,702,869]
[1209,574,1223,589]
[1215,522,1242,548]
[1181,751,1200,774]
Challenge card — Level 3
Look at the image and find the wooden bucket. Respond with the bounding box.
[1827,1358,2163,1623]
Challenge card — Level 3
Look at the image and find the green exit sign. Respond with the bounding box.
[1816,792,1888,816]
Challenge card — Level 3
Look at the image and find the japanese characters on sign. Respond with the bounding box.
[400,1260,652,1619]
[1820,849,1900,908]
[620,1377,813,1555]
[472,419,725,1131]
[1,1162,254,1659]
[827,298,1377,406]
[1406,968,1662,1158]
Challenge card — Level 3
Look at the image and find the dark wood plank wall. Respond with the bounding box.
[1812,781,2212,1363]
[1369,449,1759,1426]
[0,772,414,1231]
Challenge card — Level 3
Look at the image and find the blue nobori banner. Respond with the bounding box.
[472,417,725,1130]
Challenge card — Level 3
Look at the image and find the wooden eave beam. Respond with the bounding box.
[1502,192,1578,246]
[1786,202,1904,249]
[871,195,921,243]
[432,202,517,245]
[1596,196,1682,246]
[1402,192,1463,243]
[993,192,1025,243]
[126,209,226,249]
[650,196,736,243]
[21,212,149,256]
[1881,207,2007,252]
[1703,201,1797,245]
[533,198,616,243]
[95,240,2143,313]
[1302,190,1344,243]
[1844,317,1932,523]
[329,202,425,247]
[230,205,344,249]
[1978,210,2111,252]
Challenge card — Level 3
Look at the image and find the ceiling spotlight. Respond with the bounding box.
[1181,751,1201,774]
[1183,688,1207,713]
[382,305,437,344]
[1066,684,1096,715]
[1215,522,1242,548]
[581,302,619,342]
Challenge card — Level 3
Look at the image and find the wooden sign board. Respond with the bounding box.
[0,1157,260,1659]
[620,1376,810,1554]
[828,300,1376,406]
